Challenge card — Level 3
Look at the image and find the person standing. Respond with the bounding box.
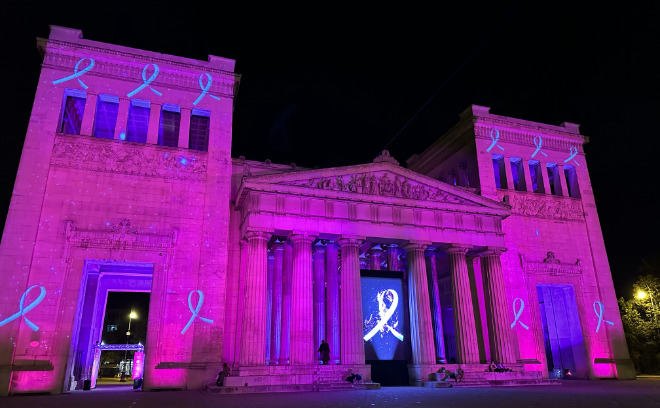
[318,340,330,365]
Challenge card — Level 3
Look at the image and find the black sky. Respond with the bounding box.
[1,2,658,297]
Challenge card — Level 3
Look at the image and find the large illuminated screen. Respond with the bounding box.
[361,274,407,360]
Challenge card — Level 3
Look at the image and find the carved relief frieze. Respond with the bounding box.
[520,252,582,276]
[280,171,475,205]
[51,134,207,181]
[65,219,177,251]
[499,191,584,221]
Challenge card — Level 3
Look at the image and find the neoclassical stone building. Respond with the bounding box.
[0,26,634,395]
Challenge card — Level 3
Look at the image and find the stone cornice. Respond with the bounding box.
[43,40,239,98]
[474,121,585,153]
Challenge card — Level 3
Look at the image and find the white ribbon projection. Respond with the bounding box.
[363,289,404,342]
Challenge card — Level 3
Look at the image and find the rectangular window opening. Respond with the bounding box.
[93,94,119,139]
[189,108,210,152]
[510,157,526,191]
[59,89,87,135]
[126,99,150,143]
[529,160,543,193]
[546,163,562,196]
[158,104,181,147]
[492,154,507,189]
[563,165,581,198]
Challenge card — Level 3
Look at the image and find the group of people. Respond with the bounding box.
[487,360,514,373]
[437,366,464,382]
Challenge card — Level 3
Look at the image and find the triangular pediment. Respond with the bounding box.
[237,160,509,215]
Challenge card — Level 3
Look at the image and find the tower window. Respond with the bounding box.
[59,89,86,135]
[189,108,210,152]
[93,94,119,139]
[510,157,526,191]
[158,104,181,147]
[529,160,543,193]
[492,154,507,189]
[546,163,562,196]
[564,165,580,198]
[126,99,150,143]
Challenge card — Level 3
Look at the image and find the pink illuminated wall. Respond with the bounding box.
[0,25,239,395]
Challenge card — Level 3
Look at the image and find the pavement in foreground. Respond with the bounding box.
[2,379,660,408]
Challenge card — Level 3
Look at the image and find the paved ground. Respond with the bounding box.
[2,379,660,408]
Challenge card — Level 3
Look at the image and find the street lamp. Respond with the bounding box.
[121,311,137,382]
[636,289,659,338]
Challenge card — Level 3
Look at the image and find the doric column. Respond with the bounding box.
[425,248,446,363]
[269,242,284,364]
[447,246,480,363]
[239,231,270,366]
[290,234,316,365]
[385,244,400,271]
[370,246,383,270]
[325,241,340,364]
[313,242,326,360]
[279,240,293,364]
[339,237,365,365]
[480,248,516,363]
[266,248,274,362]
[233,240,248,363]
[403,243,436,365]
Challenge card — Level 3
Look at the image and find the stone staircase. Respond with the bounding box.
[422,364,561,388]
[208,365,380,394]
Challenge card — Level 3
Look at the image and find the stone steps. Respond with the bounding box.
[208,381,380,394]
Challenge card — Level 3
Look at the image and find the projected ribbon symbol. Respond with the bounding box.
[0,285,46,332]
[180,290,213,334]
[593,301,613,333]
[564,146,580,166]
[532,135,548,158]
[52,58,95,89]
[486,129,504,152]
[127,63,162,97]
[363,289,404,342]
[510,298,529,330]
[193,73,221,105]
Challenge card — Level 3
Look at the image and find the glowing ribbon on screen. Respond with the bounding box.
[181,290,213,334]
[52,58,95,89]
[0,285,46,332]
[127,64,162,97]
[363,289,404,342]
[487,129,504,152]
[510,298,529,330]
[593,301,613,333]
[193,73,221,105]
[532,135,548,158]
[564,146,580,166]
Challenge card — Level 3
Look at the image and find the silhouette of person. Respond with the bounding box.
[318,340,330,365]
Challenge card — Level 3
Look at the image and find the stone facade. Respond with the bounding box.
[0,28,633,395]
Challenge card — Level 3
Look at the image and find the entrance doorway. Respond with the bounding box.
[537,284,588,378]
[64,261,153,391]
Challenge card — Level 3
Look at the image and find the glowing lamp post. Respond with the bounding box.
[121,311,137,382]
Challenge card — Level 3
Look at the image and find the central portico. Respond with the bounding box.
[227,152,516,387]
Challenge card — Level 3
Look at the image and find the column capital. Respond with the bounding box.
[442,244,471,255]
[245,230,271,241]
[337,237,364,247]
[290,233,316,244]
[476,246,507,257]
[402,241,431,252]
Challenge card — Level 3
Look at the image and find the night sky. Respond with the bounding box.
[1,3,658,297]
